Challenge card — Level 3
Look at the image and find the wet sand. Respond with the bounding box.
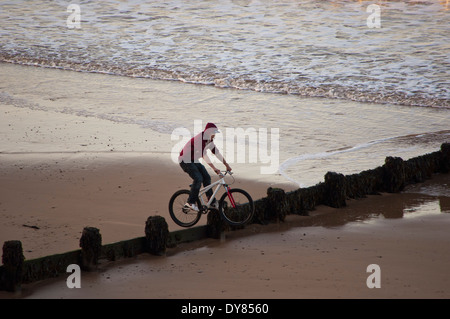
[1,63,449,299]
[0,91,296,260]
[0,152,294,260]
[1,104,449,299]
[1,168,449,299]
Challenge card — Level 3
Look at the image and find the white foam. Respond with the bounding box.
[1,0,449,108]
[278,131,449,186]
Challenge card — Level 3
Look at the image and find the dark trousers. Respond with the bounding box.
[179,161,213,204]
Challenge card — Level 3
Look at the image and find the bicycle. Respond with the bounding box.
[169,171,255,228]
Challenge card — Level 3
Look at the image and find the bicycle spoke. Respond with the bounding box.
[169,190,202,227]
[219,189,254,226]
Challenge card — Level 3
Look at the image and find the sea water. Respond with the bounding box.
[0,0,449,186]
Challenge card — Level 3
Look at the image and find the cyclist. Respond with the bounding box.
[178,122,232,212]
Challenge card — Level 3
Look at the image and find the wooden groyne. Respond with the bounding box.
[1,143,448,292]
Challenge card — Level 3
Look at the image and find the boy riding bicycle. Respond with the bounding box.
[178,122,232,212]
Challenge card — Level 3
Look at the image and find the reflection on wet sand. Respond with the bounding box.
[302,174,450,228]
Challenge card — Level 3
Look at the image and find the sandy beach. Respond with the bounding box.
[9,175,450,300]
[0,148,294,260]
[1,63,449,300]
[0,155,449,299]
[0,62,297,259]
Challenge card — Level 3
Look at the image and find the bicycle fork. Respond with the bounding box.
[225,186,237,209]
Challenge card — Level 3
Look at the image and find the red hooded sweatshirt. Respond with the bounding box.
[179,122,223,164]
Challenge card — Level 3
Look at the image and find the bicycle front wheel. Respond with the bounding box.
[219,188,254,226]
[169,190,202,227]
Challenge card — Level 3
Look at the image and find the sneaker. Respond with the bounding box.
[184,202,199,212]
[210,198,219,210]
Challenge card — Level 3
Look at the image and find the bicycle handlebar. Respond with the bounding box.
[219,170,233,177]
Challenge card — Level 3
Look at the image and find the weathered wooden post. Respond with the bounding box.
[79,227,102,271]
[324,171,347,208]
[266,187,289,222]
[383,156,405,193]
[440,143,450,173]
[252,197,269,225]
[145,216,169,256]
[1,240,25,292]
[207,210,227,239]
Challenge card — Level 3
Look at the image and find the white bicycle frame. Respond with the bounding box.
[197,171,235,209]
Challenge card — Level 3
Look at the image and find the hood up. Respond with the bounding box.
[203,122,220,140]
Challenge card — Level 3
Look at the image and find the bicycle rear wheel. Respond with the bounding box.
[219,188,254,226]
[169,190,202,227]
